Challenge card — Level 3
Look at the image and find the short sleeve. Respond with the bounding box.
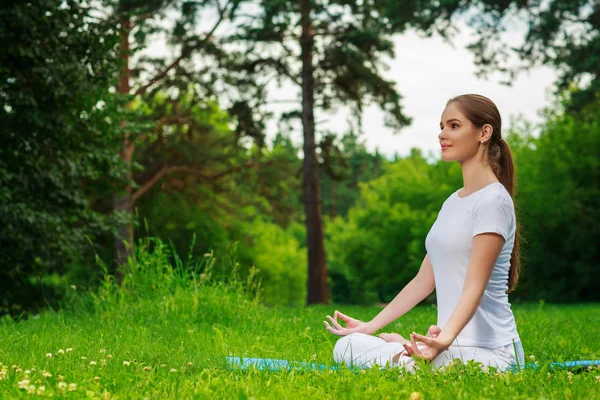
[471,192,513,241]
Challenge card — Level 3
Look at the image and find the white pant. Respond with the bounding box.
[333,333,525,372]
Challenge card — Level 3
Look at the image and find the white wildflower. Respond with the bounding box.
[81,356,87,360]
[94,376,100,381]
[36,386,46,395]
[187,362,193,367]
[45,353,53,358]
[66,348,73,353]
[107,354,113,359]
[68,383,77,391]
[18,379,30,389]
[169,368,177,373]
[26,384,36,394]
[57,349,65,354]
[90,361,97,366]
[123,361,130,366]
[57,382,67,390]
[143,366,151,371]
[99,349,106,353]
[42,371,52,378]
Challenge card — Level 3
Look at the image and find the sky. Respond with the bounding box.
[141,7,559,161]
[263,22,558,160]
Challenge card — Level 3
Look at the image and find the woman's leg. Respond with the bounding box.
[333,333,417,371]
[432,340,525,372]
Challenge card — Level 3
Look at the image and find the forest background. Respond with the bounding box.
[1,0,599,317]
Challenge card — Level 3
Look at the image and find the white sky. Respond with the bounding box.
[264,23,557,160]
[141,9,558,160]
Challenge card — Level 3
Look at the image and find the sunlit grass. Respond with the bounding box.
[1,238,598,399]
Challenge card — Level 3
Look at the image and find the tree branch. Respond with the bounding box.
[129,159,270,205]
[133,0,232,96]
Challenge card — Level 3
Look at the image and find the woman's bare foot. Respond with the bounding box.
[378,332,410,345]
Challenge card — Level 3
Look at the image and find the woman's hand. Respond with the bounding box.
[401,331,451,362]
[323,310,372,336]
[379,324,441,344]
[426,325,441,338]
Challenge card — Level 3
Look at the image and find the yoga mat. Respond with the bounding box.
[226,356,600,373]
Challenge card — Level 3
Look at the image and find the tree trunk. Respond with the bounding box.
[300,0,328,305]
[114,17,134,280]
[330,181,337,219]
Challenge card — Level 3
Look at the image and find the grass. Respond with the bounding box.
[1,238,599,399]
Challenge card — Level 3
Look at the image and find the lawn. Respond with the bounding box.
[1,248,599,399]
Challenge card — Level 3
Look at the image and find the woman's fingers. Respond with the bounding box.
[410,333,420,356]
[412,332,432,345]
[402,342,418,357]
[334,310,351,323]
[326,315,343,330]
[323,320,342,335]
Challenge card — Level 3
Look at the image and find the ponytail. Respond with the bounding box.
[491,138,521,292]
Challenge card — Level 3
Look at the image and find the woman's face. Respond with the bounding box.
[438,102,487,163]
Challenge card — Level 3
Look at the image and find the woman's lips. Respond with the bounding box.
[441,146,451,150]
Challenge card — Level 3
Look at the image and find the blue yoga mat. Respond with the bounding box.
[226,356,600,372]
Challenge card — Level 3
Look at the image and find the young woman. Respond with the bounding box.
[323,94,525,372]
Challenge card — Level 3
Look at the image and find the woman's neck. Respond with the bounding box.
[459,156,498,195]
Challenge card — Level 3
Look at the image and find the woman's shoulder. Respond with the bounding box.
[472,184,515,215]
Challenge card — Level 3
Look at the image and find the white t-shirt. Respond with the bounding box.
[425,181,521,348]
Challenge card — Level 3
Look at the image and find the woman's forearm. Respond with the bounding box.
[436,287,483,347]
[435,234,502,347]
[366,256,436,334]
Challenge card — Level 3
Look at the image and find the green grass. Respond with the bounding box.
[1,239,599,399]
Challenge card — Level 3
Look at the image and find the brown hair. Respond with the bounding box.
[447,94,521,292]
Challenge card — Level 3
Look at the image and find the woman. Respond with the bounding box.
[323,94,525,372]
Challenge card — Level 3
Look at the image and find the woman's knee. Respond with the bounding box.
[333,333,364,362]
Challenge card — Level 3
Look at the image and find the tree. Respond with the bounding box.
[101,0,269,270]
[319,131,386,219]
[510,97,600,301]
[465,0,599,111]
[0,0,128,315]
[236,0,476,304]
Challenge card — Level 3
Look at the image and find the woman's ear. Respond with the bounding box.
[481,124,493,143]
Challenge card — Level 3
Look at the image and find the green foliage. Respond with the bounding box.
[326,97,599,304]
[243,219,307,306]
[326,150,463,304]
[320,131,387,219]
[512,98,600,301]
[0,243,598,398]
[466,0,600,111]
[0,0,133,315]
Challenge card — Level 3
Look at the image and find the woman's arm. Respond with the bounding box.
[434,232,504,346]
[364,253,436,334]
[402,232,505,359]
[323,253,435,336]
